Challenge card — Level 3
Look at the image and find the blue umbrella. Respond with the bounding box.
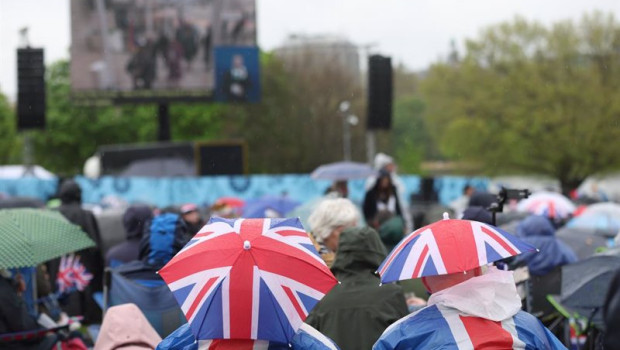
[242,196,301,218]
[311,161,374,180]
[566,202,620,235]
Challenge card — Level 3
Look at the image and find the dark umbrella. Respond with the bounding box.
[0,197,45,209]
[556,227,613,260]
[559,253,620,329]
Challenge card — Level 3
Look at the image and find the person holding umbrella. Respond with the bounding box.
[373,215,566,349]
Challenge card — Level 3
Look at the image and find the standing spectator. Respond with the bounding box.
[51,180,104,324]
[105,205,153,267]
[306,227,408,350]
[180,203,205,237]
[364,170,404,228]
[365,153,412,233]
[449,184,475,218]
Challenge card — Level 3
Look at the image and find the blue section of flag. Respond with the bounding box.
[193,281,224,340]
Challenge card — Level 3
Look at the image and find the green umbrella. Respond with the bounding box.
[0,208,96,269]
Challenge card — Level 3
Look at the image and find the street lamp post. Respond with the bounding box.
[339,101,358,161]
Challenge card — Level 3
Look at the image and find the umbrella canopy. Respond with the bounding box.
[310,161,374,180]
[243,196,300,218]
[377,216,536,284]
[566,202,620,236]
[0,196,45,209]
[516,191,576,220]
[214,197,245,208]
[0,208,96,269]
[159,217,338,344]
[0,165,56,179]
[556,227,611,260]
[560,253,620,328]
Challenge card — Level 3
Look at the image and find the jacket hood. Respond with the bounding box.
[462,206,493,225]
[331,226,387,277]
[517,215,555,237]
[427,267,522,322]
[94,303,161,350]
[123,206,153,240]
[59,180,82,204]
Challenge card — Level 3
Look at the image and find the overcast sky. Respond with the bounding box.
[1,0,619,100]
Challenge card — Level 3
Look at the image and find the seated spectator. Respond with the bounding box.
[139,212,188,268]
[306,227,409,350]
[0,269,57,350]
[514,215,578,276]
[374,266,566,349]
[156,323,340,349]
[308,198,359,267]
[105,205,153,267]
[95,303,161,350]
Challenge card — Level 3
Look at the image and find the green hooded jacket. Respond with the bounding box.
[305,227,409,350]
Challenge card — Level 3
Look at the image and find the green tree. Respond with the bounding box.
[421,12,620,192]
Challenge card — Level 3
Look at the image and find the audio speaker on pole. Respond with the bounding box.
[17,48,46,130]
[367,55,392,130]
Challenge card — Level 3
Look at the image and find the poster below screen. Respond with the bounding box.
[214,46,260,103]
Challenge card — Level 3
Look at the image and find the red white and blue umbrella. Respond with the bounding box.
[377,214,537,284]
[158,217,337,344]
[516,191,576,220]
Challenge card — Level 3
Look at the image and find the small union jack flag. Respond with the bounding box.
[159,217,337,344]
[378,218,536,283]
[56,254,93,293]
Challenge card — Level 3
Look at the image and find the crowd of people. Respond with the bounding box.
[1,153,619,350]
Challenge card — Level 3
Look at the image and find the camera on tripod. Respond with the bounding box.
[487,187,531,225]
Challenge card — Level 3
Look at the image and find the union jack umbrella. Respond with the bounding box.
[159,217,337,344]
[377,214,537,283]
[516,191,576,219]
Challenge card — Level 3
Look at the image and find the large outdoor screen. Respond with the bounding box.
[70,0,257,102]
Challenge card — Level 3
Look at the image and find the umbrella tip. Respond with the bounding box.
[243,240,251,250]
[443,212,450,220]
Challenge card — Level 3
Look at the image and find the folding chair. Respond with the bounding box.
[102,261,186,338]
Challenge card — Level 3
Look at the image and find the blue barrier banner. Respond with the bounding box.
[0,175,488,208]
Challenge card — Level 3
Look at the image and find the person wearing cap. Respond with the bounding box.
[373,265,566,349]
[180,203,205,236]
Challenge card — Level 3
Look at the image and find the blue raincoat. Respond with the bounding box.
[156,323,340,350]
[514,215,578,275]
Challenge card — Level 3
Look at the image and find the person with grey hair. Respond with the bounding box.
[308,198,359,267]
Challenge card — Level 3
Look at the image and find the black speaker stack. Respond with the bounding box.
[367,54,393,130]
[17,48,46,130]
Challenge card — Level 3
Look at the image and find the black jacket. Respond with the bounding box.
[363,184,403,224]
[105,206,153,266]
[50,180,104,323]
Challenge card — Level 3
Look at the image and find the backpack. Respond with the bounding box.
[140,213,188,268]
